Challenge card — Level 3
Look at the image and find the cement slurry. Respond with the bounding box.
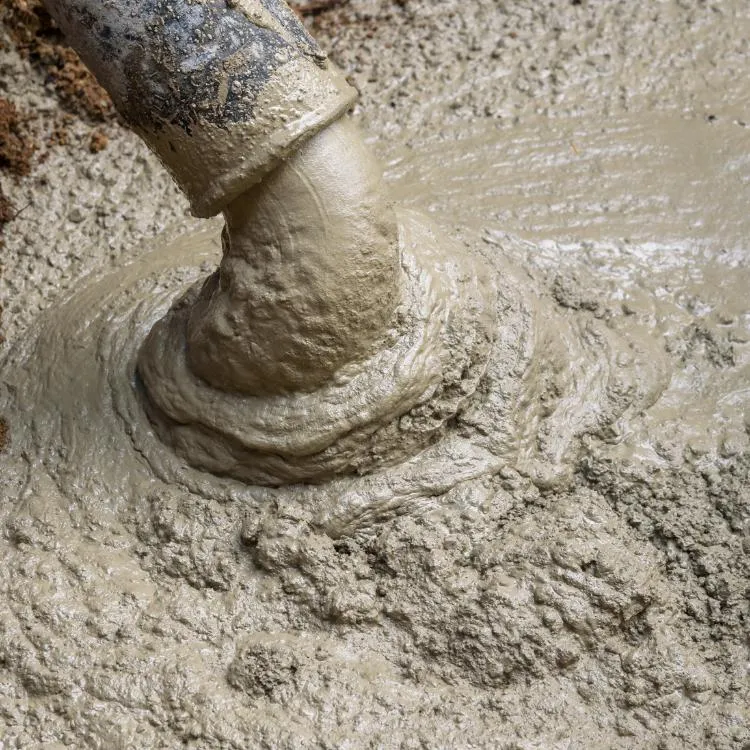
[1,1,749,747]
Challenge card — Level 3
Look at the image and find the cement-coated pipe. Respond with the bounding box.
[43,0,401,396]
[43,0,357,216]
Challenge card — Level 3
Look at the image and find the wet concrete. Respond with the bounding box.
[0,1,749,747]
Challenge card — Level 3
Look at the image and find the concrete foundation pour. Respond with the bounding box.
[1,1,748,748]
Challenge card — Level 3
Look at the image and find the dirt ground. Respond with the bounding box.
[0,1,748,748]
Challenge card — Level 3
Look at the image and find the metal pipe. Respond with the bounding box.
[43,0,357,216]
[43,0,401,396]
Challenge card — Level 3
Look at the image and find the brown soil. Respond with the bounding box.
[0,98,35,177]
[88,128,109,153]
[2,0,114,123]
[0,418,7,452]
[44,113,74,149]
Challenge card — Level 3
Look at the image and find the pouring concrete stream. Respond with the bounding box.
[21,0,667,516]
